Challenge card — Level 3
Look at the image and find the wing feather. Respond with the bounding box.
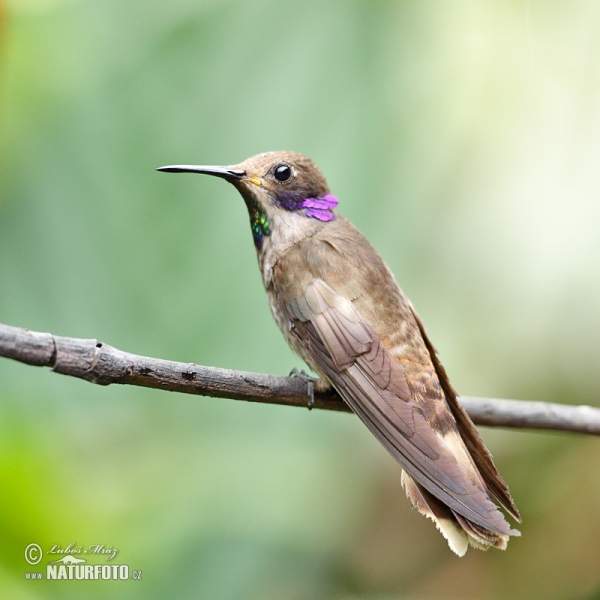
[284,278,517,540]
[409,307,522,522]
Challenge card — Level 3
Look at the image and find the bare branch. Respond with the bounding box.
[1,323,598,435]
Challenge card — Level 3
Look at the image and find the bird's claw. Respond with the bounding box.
[289,368,317,410]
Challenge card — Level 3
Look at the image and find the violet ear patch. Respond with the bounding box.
[301,194,338,221]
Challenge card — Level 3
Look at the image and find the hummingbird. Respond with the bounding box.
[157,151,521,555]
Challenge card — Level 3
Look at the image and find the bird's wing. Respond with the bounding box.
[281,277,515,537]
[409,307,521,522]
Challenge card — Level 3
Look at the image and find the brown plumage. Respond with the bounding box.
[158,151,521,555]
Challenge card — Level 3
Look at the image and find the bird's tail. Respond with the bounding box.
[401,470,519,556]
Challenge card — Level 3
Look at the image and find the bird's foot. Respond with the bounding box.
[289,368,318,410]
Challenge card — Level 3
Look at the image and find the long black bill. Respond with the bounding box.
[156,165,246,181]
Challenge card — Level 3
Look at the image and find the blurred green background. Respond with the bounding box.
[1,0,600,598]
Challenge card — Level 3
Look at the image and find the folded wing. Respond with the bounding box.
[281,277,519,554]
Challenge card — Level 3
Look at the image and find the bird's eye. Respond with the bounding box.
[273,164,292,182]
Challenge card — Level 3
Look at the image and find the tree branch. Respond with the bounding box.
[1,323,598,435]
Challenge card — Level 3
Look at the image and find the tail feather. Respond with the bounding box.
[402,470,469,556]
[401,470,518,555]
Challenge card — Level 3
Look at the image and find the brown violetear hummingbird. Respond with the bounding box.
[158,151,521,555]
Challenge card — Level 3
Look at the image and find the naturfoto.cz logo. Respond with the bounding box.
[24,542,142,581]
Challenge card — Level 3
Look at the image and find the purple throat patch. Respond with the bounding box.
[301,194,339,222]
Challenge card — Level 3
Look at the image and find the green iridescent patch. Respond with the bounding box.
[248,198,271,249]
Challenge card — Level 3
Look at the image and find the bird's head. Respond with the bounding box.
[158,151,337,251]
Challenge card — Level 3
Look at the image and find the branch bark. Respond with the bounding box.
[1,323,599,435]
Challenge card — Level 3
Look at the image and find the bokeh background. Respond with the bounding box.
[1,0,600,598]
